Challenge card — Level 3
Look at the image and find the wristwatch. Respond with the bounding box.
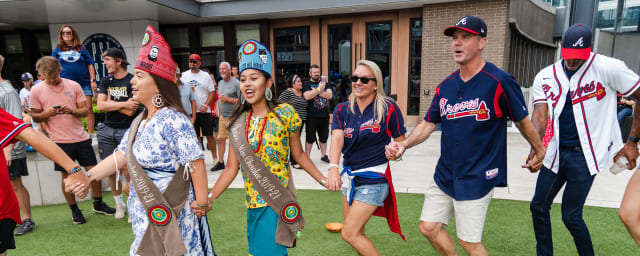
[628,136,640,143]
[91,79,96,82]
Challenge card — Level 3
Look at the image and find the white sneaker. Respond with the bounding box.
[115,202,126,219]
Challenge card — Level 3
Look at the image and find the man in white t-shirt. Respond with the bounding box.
[181,54,218,168]
[19,72,38,134]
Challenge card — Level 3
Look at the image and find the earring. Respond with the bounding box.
[265,88,273,101]
[152,93,165,108]
[240,95,246,104]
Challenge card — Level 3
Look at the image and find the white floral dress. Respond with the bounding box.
[116,107,214,256]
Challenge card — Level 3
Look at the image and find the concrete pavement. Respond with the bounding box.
[20,128,634,208]
[205,129,636,209]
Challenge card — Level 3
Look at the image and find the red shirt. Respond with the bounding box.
[0,108,29,224]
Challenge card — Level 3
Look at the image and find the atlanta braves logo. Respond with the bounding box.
[456,17,467,26]
[571,81,606,104]
[360,119,380,133]
[572,37,584,47]
[440,98,490,121]
[542,84,560,108]
[344,128,354,138]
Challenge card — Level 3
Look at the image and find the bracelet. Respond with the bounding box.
[328,163,340,170]
[67,165,83,175]
[196,201,209,208]
[317,87,321,92]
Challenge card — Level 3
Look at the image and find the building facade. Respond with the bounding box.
[0,0,558,125]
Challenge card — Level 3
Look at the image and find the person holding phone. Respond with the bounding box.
[303,65,333,163]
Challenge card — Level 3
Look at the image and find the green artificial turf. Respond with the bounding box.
[10,189,638,255]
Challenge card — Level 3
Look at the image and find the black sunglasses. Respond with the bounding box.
[61,31,72,35]
[350,76,376,84]
[189,60,199,63]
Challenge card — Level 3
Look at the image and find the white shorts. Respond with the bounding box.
[419,177,494,243]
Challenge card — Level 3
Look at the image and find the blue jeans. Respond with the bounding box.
[530,146,595,256]
[618,108,632,124]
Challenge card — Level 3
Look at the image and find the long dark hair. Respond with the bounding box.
[286,73,299,88]
[56,25,85,51]
[150,73,188,117]
[228,71,284,128]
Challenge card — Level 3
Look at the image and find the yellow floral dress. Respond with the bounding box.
[242,104,301,208]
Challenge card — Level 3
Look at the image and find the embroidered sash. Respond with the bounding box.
[126,110,190,256]
[228,113,304,248]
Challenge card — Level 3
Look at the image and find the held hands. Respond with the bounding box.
[385,141,406,161]
[523,148,545,172]
[190,200,211,217]
[614,141,639,170]
[318,81,326,92]
[64,172,91,199]
[199,105,208,113]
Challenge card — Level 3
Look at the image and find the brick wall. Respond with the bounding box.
[420,0,509,118]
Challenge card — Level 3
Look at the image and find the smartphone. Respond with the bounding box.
[52,105,61,109]
[321,75,327,83]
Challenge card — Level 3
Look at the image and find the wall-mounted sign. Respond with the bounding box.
[83,33,125,82]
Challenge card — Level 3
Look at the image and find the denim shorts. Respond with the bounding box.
[81,85,93,96]
[342,183,389,206]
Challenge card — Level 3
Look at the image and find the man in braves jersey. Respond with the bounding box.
[529,24,640,255]
[386,15,545,255]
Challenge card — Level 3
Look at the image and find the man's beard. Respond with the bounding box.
[190,66,198,71]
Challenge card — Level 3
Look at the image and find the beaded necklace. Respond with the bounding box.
[245,109,268,153]
[141,107,159,131]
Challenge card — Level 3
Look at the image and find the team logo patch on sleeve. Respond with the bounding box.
[485,168,499,180]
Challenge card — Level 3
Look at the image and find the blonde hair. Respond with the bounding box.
[0,55,4,72]
[35,56,62,79]
[349,60,388,124]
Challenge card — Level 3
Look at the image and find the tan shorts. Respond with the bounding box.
[218,116,230,139]
[420,177,493,243]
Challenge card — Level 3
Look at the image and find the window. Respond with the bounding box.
[408,18,422,115]
[164,27,189,48]
[274,26,310,96]
[236,24,260,44]
[201,25,224,47]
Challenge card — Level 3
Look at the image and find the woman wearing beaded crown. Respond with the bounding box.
[203,39,335,255]
[66,26,214,256]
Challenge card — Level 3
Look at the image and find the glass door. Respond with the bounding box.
[365,22,392,97]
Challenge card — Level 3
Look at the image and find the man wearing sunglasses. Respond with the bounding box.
[181,54,217,169]
[303,64,333,163]
[386,15,545,255]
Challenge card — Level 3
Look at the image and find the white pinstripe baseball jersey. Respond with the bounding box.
[532,53,640,175]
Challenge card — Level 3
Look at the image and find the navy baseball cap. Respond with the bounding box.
[21,72,33,81]
[562,24,592,60]
[444,15,487,37]
[238,39,273,77]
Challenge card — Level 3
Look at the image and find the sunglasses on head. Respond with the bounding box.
[61,31,72,35]
[350,76,376,84]
[189,60,199,63]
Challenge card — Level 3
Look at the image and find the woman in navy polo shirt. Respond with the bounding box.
[327,60,407,254]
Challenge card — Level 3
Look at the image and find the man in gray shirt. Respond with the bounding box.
[212,61,240,171]
[0,55,34,235]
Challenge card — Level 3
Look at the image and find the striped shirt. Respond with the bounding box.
[278,89,308,121]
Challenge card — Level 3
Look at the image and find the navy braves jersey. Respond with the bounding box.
[332,99,406,171]
[425,62,528,200]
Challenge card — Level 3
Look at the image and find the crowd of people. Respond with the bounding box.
[2,15,640,256]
